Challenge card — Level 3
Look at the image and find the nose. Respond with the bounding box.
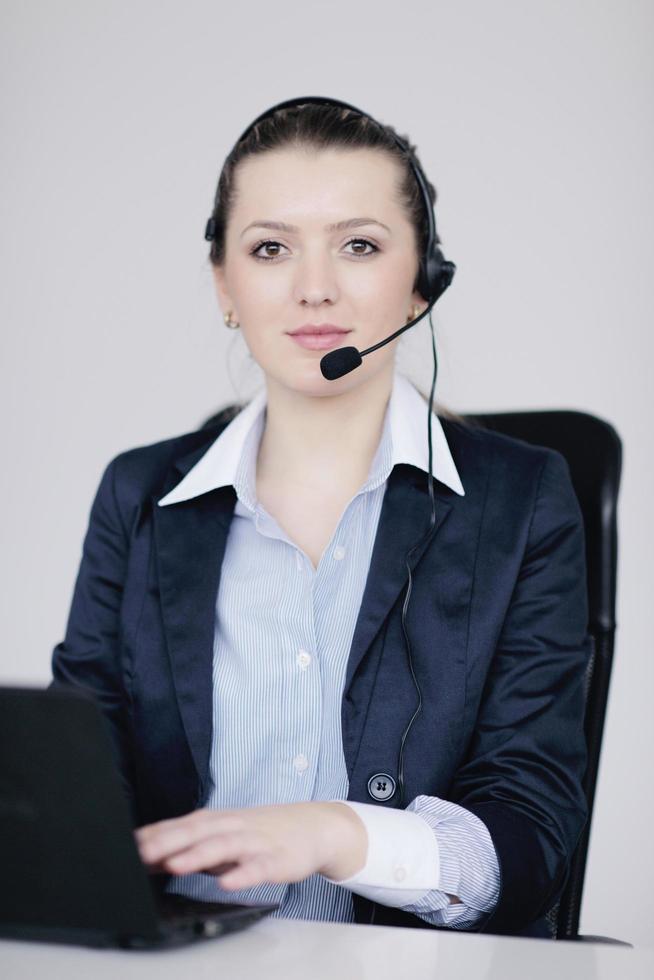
[292,247,341,308]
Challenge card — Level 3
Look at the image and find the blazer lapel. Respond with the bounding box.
[152,441,237,800]
[344,463,454,695]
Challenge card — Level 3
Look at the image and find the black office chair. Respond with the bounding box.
[463,409,624,944]
[200,404,625,944]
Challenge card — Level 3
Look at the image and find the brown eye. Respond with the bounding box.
[344,238,378,256]
[251,240,287,261]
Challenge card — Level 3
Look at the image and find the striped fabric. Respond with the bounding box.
[160,370,499,927]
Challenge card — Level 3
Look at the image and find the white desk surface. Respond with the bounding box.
[0,918,651,980]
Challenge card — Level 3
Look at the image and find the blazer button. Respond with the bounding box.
[367,773,396,801]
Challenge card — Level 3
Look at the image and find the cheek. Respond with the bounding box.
[359,265,414,324]
[371,264,411,300]
[235,266,289,317]
[239,324,274,362]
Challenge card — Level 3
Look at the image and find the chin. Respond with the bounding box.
[266,362,349,397]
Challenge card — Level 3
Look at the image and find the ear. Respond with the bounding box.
[211,264,235,315]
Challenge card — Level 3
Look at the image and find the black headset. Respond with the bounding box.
[204,96,456,825]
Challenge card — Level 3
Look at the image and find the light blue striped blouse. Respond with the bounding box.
[158,370,500,928]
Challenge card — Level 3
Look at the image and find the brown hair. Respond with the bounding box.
[412,383,478,431]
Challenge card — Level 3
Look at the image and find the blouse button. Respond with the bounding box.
[393,866,407,883]
[293,754,309,773]
[297,650,312,669]
[333,545,346,560]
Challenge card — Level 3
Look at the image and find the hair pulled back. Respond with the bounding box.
[206,102,439,293]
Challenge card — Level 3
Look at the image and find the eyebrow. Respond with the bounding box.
[240,217,392,238]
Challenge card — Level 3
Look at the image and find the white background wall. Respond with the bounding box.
[1,0,652,947]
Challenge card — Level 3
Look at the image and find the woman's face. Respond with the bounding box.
[212,146,426,398]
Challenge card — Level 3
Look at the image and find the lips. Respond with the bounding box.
[286,323,352,352]
[288,324,351,336]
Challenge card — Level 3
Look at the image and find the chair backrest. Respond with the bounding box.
[463,410,622,939]
[200,404,623,939]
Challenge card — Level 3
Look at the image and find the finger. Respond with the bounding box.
[217,855,276,891]
[135,813,198,843]
[135,819,199,859]
[163,832,260,876]
[137,810,243,863]
[135,808,244,843]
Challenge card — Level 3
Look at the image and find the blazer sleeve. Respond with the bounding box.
[49,455,138,823]
[450,448,592,934]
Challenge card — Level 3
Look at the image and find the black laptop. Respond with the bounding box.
[0,685,279,948]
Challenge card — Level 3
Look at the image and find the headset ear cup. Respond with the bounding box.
[438,259,456,297]
[422,251,456,303]
[205,217,216,241]
[416,250,438,302]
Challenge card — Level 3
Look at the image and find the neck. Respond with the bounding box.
[256,364,395,494]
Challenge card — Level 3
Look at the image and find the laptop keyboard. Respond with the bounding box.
[157,893,271,922]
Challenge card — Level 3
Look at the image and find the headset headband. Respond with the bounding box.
[204,95,455,303]
[233,95,438,248]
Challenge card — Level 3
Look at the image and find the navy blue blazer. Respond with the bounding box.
[51,412,591,938]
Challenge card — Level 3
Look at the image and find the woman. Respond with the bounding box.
[51,98,591,938]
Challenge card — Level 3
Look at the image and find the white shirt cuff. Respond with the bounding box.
[320,800,440,908]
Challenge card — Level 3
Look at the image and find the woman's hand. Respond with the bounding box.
[134,801,368,891]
